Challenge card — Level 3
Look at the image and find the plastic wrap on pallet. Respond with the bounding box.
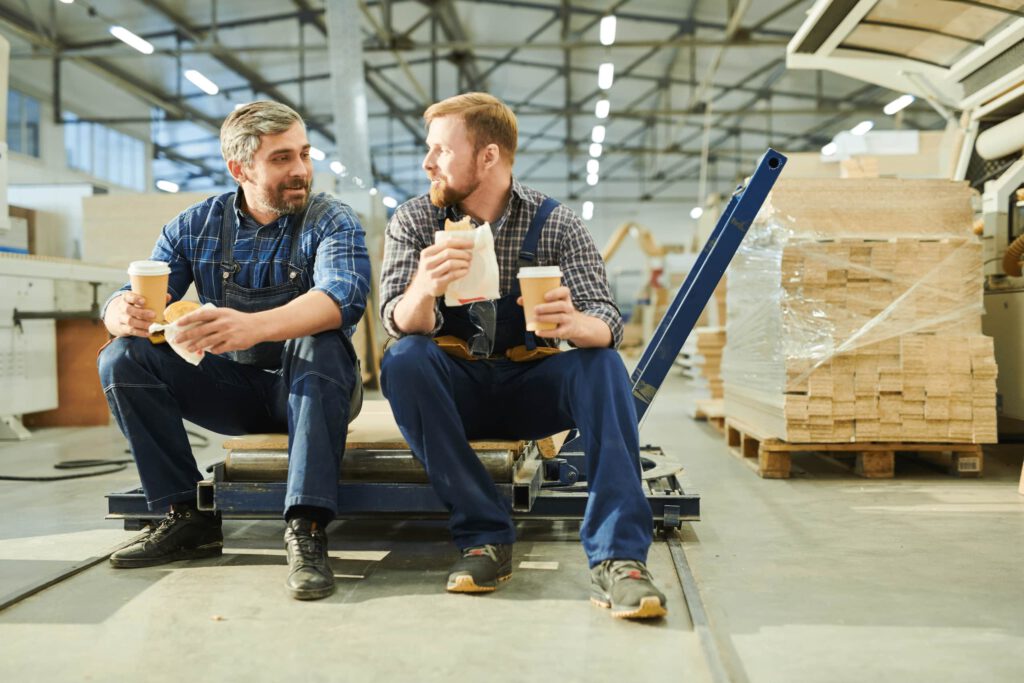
[722,208,985,396]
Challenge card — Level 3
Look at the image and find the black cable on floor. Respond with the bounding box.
[0,459,132,481]
[1,429,212,482]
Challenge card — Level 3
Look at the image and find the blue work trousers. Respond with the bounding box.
[380,335,653,567]
[97,332,357,516]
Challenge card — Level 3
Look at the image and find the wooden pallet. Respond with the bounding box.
[723,417,984,479]
[693,398,725,433]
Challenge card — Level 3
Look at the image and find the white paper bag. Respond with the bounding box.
[148,302,217,365]
[435,223,500,307]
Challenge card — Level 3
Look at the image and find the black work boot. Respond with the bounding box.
[284,518,335,600]
[590,559,668,619]
[110,505,223,568]
[446,544,513,593]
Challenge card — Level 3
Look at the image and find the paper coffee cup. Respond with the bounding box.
[128,260,171,323]
[518,266,562,332]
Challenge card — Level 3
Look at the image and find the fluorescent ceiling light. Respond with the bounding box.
[850,120,874,136]
[589,143,603,158]
[382,196,398,209]
[156,179,179,193]
[586,173,599,187]
[184,69,219,95]
[59,0,74,4]
[598,62,615,90]
[599,16,617,46]
[368,187,379,196]
[586,159,600,175]
[595,99,610,119]
[690,206,703,220]
[821,142,837,156]
[329,161,345,174]
[109,26,154,54]
[582,201,594,220]
[591,125,606,144]
[309,146,326,161]
[883,94,915,116]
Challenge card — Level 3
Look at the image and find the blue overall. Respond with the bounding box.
[381,198,653,566]
[98,200,359,516]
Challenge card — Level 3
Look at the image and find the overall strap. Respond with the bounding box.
[518,196,560,351]
[220,196,239,283]
[284,196,314,276]
[518,196,559,271]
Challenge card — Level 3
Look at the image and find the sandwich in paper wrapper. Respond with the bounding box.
[435,215,500,306]
[148,301,215,365]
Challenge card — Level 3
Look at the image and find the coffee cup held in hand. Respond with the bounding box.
[518,266,563,332]
[128,260,170,321]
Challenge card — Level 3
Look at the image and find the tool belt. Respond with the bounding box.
[433,335,561,362]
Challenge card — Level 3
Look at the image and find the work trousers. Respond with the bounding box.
[381,335,653,567]
[97,332,357,516]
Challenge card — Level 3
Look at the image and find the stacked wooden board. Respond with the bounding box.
[679,327,726,399]
[722,178,998,450]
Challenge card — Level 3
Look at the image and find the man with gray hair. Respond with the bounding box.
[98,101,370,600]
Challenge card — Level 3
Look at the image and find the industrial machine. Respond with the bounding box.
[106,149,787,530]
[787,0,1024,424]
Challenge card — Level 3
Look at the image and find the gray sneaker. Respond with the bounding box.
[446,544,513,593]
[590,559,668,619]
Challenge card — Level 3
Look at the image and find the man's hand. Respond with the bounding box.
[104,292,170,338]
[520,286,584,340]
[410,236,474,298]
[518,286,614,348]
[174,307,263,355]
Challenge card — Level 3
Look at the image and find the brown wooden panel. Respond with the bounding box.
[23,320,110,428]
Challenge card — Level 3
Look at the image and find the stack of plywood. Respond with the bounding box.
[722,178,998,445]
[682,327,725,399]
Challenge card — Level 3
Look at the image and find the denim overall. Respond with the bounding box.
[434,197,559,358]
[99,195,361,516]
[219,199,309,369]
[381,196,654,566]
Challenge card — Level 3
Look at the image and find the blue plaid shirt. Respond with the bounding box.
[103,188,371,337]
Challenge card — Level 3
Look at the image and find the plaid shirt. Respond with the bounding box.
[103,188,371,337]
[380,177,623,347]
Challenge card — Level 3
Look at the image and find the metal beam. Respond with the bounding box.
[436,0,795,38]
[0,5,229,185]
[430,0,488,92]
[296,0,421,197]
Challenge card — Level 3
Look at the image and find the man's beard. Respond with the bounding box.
[252,178,313,216]
[429,170,479,209]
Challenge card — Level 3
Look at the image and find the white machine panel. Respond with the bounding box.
[0,275,57,415]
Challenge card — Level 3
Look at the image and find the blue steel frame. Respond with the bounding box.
[629,149,787,425]
[106,149,787,531]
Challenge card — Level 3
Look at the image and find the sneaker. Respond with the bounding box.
[446,544,513,593]
[110,506,222,568]
[590,559,668,619]
[284,518,335,600]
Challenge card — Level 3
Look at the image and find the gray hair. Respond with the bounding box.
[220,101,304,166]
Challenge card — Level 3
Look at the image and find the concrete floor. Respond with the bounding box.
[0,371,1022,682]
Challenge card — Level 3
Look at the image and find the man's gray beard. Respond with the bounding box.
[253,183,312,216]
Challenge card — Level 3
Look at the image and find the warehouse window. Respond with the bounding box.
[63,112,146,191]
[6,88,41,157]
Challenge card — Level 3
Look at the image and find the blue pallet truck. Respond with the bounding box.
[106,149,787,532]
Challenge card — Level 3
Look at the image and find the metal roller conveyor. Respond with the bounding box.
[224,448,519,483]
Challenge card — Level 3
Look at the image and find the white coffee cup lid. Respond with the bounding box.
[517,266,562,278]
[128,260,171,276]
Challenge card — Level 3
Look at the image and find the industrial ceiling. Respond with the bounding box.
[0,0,971,207]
